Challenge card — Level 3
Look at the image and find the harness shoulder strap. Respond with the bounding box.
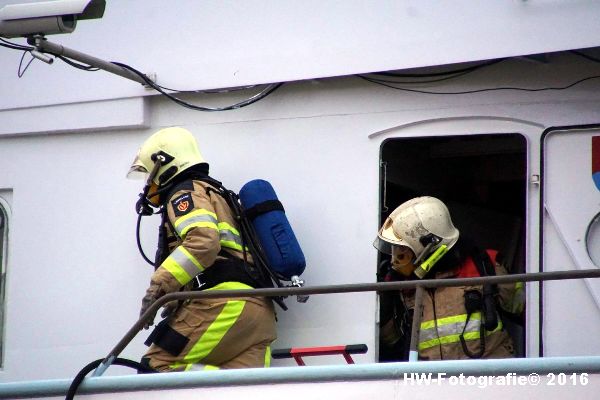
[166,175,288,310]
[470,247,496,277]
[469,245,500,332]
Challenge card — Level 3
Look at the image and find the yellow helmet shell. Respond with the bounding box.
[127,127,206,185]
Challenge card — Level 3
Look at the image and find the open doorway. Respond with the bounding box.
[376,133,527,361]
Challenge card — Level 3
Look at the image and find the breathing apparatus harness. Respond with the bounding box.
[134,152,287,309]
[415,237,501,359]
[459,247,500,359]
[201,178,286,294]
[386,235,502,360]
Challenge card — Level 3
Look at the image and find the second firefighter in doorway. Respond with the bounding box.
[374,196,523,360]
[128,127,277,371]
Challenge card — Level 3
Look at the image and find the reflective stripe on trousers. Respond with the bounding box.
[418,312,503,351]
[182,345,271,371]
[170,282,270,370]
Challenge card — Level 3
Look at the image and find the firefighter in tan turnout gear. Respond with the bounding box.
[374,197,523,361]
[128,127,276,371]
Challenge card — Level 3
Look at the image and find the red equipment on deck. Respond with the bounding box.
[272,344,368,366]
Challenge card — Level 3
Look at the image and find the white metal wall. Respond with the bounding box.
[2,0,600,110]
[542,127,600,356]
[0,48,600,382]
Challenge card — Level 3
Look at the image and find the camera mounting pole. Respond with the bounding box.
[27,34,148,86]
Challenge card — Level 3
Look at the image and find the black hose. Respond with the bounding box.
[65,358,155,400]
[136,213,156,266]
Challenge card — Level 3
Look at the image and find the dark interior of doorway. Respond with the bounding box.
[377,133,527,362]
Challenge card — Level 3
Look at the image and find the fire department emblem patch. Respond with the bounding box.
[178,201,189,212]
[172,193,194,217]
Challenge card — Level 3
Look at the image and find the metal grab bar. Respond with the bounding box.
[93,268,600,376]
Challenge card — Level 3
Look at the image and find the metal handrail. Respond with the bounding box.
[93,268,600,376]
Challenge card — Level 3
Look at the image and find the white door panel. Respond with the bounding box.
[542,126,600,355]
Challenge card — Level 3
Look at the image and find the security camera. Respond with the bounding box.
[0,0,145,85]
[0,0,105,39]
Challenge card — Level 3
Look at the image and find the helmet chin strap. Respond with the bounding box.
[158,166,178,185]
[135,154,164,216]
[414,240,437,265]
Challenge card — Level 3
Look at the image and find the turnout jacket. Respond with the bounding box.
[381,250,523,360]
[141,177,277,371]
[150,178,251,297]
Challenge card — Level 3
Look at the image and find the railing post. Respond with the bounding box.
[408,285,424,362]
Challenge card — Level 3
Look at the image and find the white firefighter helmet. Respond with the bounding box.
[127,127,206,185]
[374,196,459,277]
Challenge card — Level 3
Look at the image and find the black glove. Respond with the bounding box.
[140,285,163,330]
[160,301,179,319]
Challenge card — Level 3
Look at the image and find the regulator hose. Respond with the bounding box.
[136,212,156,266]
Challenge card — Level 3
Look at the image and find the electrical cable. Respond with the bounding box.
[55,55,262,92]
[200,85,260,94]
[2,39,38,77]
[27,48,99,71]
[57,55,99,71]
[150,81,260,94]
[368,58,506,78]
[571,50,600,64]
[1,40,97,70]
[360,51,600,94]
[4,34,596,105]
[0,37,33,51]
[17,50,35,77]
[111,61,284,112]
[2,40,282,111]
[3,40,99,75]
[359,69,475,85]
[358,74,600,95]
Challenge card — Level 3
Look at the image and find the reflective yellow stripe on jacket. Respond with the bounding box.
[509,282,525,314]
[162,245,205,286]
[174,209,218,238]
[418,312,503,351]
[173,209,245,252]
[218,222,246,251]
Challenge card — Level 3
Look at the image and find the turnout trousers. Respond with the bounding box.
[144,287,277,371]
